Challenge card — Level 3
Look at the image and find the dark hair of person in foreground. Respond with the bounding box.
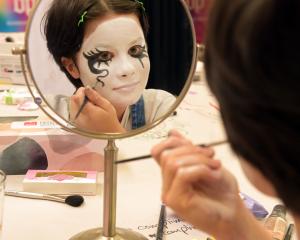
[205,0,300,214]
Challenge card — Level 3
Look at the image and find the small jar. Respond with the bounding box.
[264,205,288,240]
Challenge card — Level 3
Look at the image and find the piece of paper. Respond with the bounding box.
[131,211,208,240]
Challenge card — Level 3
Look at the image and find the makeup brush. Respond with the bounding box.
[156,204,166,240]
[74,96,89,120]
[115,139,228,164]
[5,191,84,207]
[74,81,101,120]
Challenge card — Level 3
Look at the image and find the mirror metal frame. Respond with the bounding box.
[22,0,197,140]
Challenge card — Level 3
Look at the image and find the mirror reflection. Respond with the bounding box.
[27,0,195,135]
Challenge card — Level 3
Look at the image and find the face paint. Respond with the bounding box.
[77,14,150,110]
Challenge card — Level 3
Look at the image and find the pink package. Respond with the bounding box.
[23,170,98,195]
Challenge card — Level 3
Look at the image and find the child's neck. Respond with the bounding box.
[115,105,127,121]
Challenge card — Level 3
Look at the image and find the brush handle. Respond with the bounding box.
[116,140,228,164]
[156,204,166,240]
[5,191,65,203]
[74,82,99,120]
[74,96,89,120]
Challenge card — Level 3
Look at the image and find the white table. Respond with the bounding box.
[1,81,283,239]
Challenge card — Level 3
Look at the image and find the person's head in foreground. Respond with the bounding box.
[151,0,300,239]
[45,0,150,132]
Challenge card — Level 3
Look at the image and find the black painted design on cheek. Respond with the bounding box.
[83,50,112,88]
[137,47,148,68]
[138,59,145,68]
[129,45,148,69]
[83,52,102,75]
[96,69,109,88]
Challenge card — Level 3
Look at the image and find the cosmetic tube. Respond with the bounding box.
[264,205,288,240]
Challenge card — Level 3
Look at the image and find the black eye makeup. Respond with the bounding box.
[128,45,148,68]
[83,49,113,75]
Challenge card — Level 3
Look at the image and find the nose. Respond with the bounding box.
[116,55,135,79]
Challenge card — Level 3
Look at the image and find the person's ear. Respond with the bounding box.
[61,57,80,79]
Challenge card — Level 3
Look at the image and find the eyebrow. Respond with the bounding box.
[128,37,145,46]
[92,37,145,50]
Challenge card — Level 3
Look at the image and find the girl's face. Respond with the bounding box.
[76,14,150,109]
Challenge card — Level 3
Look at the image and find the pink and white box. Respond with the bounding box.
[23,170,98,195]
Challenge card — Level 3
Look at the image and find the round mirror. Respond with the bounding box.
[25,0,196,139]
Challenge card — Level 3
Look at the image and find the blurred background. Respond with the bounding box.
[0,0,212,86]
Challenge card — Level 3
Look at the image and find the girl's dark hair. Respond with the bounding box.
[44,0,149,88]
[205,0,300,214]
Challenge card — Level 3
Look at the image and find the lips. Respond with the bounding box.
[113,81,140,91]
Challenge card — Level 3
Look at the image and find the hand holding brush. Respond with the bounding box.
[70,86,125,133]
[74,82,99,120]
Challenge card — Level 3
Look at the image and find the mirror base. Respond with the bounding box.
[69,228,148,240]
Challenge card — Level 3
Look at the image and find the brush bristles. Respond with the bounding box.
[65,195,84,207]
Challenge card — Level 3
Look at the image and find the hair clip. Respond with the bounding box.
[78,11,88,27]
[135,0,146,12]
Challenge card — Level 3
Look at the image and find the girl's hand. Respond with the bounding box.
[151,130,272,240]
[70,87,125,133]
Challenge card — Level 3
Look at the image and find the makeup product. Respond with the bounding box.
[156,204,166,240]
[5,190,84,207]
[18,100,39,111]
[264,205,288,240]
[239,192,269,219]
[11,120,60,129]
[284,224,295,240]
[0,137,48,175]
[0,116,38,124]
[1,89,33,105]
[23,170,98,195]
[74,82,99,120]
[74,95,89,120]
[115,140,228,164]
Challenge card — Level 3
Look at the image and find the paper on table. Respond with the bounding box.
[131,208,208,240]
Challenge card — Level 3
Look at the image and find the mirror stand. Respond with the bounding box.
[12,48,148,240]
[70,140,148,240]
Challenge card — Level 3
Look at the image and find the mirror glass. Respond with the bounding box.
[25,0,196,138]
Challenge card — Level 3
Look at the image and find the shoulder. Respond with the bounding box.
[142,89,176,122]
[143,89,175,103]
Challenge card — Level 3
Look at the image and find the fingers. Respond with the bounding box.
[162,155,221,199]
[70,87,85,106]
[151,133,220,207]
[84,86,114,112]
[165,164,222,205]
[151,134,193,160]
[70,86,116,119]
[168,129,184,138]
[151,136,215,165]
[164,164,223,230]
[159,146,221,199]
[160,145,218,171]
[70,87,85,120]
[166,130,215,158]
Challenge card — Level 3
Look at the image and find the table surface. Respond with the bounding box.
[0,81,287,240]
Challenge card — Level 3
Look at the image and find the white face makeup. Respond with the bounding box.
[77,14,150,110]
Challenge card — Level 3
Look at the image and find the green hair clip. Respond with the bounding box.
[78,11,88,27]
